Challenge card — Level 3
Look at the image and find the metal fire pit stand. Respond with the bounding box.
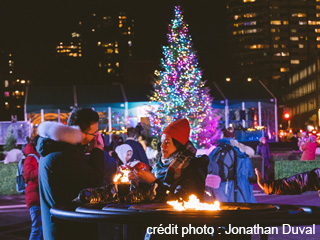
[51,202,320,240]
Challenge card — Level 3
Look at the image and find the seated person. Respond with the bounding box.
[130,119,209,202]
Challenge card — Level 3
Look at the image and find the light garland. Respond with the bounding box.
[149,6,220,148]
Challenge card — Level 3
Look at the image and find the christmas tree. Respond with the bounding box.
[149,6,219,148]
[4,125,17,151]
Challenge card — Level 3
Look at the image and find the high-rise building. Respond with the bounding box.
[55,8,134,85]
[0,51,29,121]
[226,0,320,94]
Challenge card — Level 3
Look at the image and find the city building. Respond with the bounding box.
[226,0,320,95]
[54,6,134,85]
[282,57,320,130]
[0,51,29,121]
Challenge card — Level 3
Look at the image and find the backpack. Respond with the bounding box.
[16,153,40,194]
[208,143,245,202]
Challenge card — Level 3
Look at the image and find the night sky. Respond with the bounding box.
[0,0,227,86]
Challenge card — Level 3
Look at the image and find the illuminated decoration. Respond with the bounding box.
[149,6,219,148]
[167,194,220,211]
[283,113,290,119]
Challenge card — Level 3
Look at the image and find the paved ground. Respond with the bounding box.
[1,186,320,240]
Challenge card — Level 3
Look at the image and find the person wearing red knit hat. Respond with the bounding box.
[130,118,209,203]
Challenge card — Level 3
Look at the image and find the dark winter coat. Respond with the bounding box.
[124,138,150,166]
[262,168,320,195]
[103,151,118,186]
[23,142,41,209]
[37,122,104,240]
[256,142,271,166]
[151,142,209,202]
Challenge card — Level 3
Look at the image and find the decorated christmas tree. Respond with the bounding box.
[149,6,219,149]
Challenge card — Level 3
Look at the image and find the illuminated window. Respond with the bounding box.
[243,0,255,2]
[292,13,306,17]
[128,41,132,46]
[107,49,113,54]
[4,80,9,87]
[233,31,237,35]
[234,15,239,20]
[107,68,112,73]
[16,105,21,109]
[317,37,320,41]
[283,21,289,25]
[243,13,256,18]
[291,29,297,33]
[299,21,307,25]
[97,42,101,46]
[116,62,120,67]
[317,44,320,48]
[4,91,9,97]
[291,60,300,64]
[21,91,24,96]
[249,44,269,49]
[315,29,320,33]
[274,36,280,40]
[244,21,256,26]
[282,44,286,48]
[273,44,279,48]
[115,48,119,54]
[274,52,289,56]
[317,5,320,9]
[299,44,304,48]
[317,13,320,17]
[92,29,95,32]
[290,36,299,41]
[5,102,9,109]
[308,21,320,25]
[270,20,281,25]
[280,67,289,72]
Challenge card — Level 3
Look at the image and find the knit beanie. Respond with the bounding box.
[162,119,190,145]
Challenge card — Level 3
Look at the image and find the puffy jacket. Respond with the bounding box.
[301,142,317,161]
[207,138,257,203]
[23,142,41,209]
[262,168,320,195]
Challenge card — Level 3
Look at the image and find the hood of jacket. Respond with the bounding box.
[218,138,254,158]
[36,121,83,157]
[23,142,38,156]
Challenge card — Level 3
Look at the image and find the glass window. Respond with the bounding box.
[291,59,300,64]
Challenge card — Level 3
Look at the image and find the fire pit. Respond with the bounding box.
[50,201,320,239]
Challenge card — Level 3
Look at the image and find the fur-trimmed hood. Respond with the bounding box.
[36,122,83,157]
[37,121,82,145]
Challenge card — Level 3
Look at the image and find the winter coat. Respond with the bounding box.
[103,151,118,186]
[124,138,150,166]
[151,142,209,202]
[23,142,41,209]
[207,138,256,203]
[301,142,317,161]
[37,122,104,240]
[256,143,271,166]
[262,168,320,195]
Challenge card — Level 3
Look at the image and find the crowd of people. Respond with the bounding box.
[19,107,320,240]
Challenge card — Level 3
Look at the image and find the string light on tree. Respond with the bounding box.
[149,6,219,148]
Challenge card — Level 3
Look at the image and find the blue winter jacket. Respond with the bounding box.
[207,138,256,203]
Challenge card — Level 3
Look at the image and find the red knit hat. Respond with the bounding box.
[162,119,190,145]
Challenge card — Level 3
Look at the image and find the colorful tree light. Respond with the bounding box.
[149,6,219,148]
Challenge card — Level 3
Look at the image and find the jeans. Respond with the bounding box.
[29,205,43,240]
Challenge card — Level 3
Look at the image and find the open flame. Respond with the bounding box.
[167,194,220,211]
[113,168,130,184]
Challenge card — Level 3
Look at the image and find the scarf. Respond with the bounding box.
[152,141,197,184]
